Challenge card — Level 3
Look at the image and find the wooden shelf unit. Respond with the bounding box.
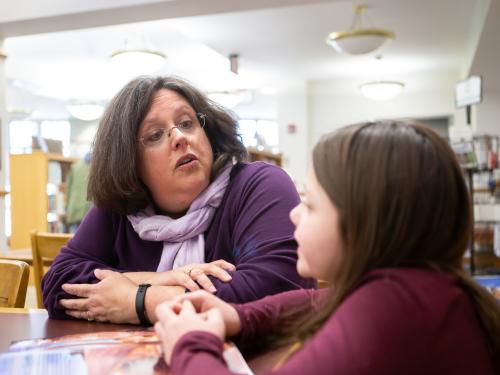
[10,152,77,249]
[247,148,282,167]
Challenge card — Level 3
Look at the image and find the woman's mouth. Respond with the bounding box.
[175,154,198,169]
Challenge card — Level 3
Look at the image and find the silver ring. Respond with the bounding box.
[187,268,194,277]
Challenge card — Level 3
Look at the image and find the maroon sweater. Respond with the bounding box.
[171,268,496,374]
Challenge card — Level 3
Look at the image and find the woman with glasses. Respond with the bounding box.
[42,76,314,324]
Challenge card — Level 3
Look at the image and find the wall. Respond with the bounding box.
[468,0,500,136]
[277,82,309,189]
[233,91,277,120]
[474,89,500,135]
[309,73,458,145]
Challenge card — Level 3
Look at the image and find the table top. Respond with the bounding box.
[0,308,142,353]
[0,308,284,373]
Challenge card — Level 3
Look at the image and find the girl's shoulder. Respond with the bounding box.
[317,268,491,372]
[350,267,465,313]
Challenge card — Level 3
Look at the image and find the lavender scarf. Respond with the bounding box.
[127,165,232,271]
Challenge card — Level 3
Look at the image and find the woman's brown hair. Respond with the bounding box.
[87,76,247,215]
[283,121,500,362]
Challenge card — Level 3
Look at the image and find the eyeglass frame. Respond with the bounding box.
[137,112,207,148]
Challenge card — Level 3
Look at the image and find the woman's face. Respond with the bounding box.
[289,168,343,281]
[137,89,213,216]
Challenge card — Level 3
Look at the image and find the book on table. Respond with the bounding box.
[0,329,253,375]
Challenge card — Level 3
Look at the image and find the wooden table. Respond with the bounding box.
[0,308,143,353]
[0,308,284,373]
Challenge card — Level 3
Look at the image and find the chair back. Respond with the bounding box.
[0,259,30,308]
[30,231,72,308]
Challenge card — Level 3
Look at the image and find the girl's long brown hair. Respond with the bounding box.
[279,121,500,363]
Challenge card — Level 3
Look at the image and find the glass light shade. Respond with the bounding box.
[110,50,166,76]
[326,29,395,55]
[359,81,405,101]
[66,104,104,121]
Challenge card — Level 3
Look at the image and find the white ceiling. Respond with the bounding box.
[0,0,490,119]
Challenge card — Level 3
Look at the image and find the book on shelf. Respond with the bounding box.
[0,329,253,375]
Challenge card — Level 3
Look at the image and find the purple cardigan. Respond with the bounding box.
[42,162,314,319]
[171,268,497,374]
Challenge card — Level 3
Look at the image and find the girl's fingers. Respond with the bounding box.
[156,302,177,322]
[179,299,196,315]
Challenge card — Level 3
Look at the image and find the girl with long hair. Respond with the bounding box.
[155,121,500,374]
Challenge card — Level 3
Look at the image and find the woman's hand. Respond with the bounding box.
[133,259,236,293]
[59,269,140,324]
[159,290,242,338]
[154,299,225,365]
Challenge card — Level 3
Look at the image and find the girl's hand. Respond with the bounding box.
[146,259,236,293]
[155,299,225,365]
[160,290,242,338]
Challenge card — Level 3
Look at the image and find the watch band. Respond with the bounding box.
[135,283,152,326]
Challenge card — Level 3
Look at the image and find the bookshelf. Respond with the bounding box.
[10,152,77,249]
[451,134,500,275]
[247,148,282,167]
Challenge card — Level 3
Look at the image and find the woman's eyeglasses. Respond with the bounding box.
[138,113,207,148]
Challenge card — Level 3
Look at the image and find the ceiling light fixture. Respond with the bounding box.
[326,5,395,55]
[66,103,105,121]
[110,35,166,76]
[359,81,404,101]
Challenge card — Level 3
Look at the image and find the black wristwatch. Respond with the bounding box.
[135,283,152,326]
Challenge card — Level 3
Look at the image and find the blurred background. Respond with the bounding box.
[0,0,499,276]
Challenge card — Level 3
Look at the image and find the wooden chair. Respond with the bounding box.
[30,231,73,308]
[0,259,30,308]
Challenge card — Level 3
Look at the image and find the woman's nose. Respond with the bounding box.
[169,127,188,150]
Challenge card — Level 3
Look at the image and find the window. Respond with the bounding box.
[9,120,38,154]
[41,121,71,156]
[9,120,71,156]
[238,119,279,152]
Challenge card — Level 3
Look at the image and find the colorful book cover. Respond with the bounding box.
[475,275,500,299]
[0,330,253,375]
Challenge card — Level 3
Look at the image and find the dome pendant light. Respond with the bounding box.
[358,55,405,101]
[359,81,405,101]
[110,34,166,76]
[326,5,395,55]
